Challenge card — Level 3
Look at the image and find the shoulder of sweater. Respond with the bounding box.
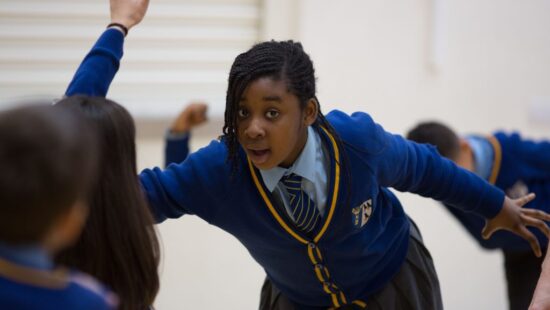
[325,109,389,155]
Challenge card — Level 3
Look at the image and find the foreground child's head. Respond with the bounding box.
[223,40,328,170]
[55,95,160,310]
[407,121,475,171]
[0,104,98,252]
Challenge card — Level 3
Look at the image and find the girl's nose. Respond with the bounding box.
[244,118,266,139]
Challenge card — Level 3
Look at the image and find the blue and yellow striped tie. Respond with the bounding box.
[281,173,321,233]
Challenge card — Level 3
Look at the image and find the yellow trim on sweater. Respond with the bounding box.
[314,127,341,243]
[247,159,309,244]
[246,126,341,244]
[0,257,68,289]
[246,126,344,308]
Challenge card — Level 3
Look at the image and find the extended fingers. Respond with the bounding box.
[522,208,550,222]
[516,193,536,207]
[521,213,550,239]
[517,225,542,258]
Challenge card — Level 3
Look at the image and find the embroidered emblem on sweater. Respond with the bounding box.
[352,199,372,228]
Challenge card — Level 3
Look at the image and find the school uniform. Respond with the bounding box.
[66,29,506,309]
[164,128,442,310]
[441,133,550,310]
[0,244,117,310]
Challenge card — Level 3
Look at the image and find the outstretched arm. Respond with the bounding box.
[341,111,550,257]
[65,0,149,97]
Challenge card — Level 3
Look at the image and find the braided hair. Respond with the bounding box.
[223,40,341,171]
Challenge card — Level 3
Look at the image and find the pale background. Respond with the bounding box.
[2,0,550,309]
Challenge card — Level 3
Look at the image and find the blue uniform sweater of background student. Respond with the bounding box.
[66,29,506,308]
[444,133,550,251]
[0,244,116,310]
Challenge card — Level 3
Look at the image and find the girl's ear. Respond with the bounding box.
[303,98,318,126]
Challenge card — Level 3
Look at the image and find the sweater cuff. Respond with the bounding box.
[165,130,190,141]
[475,184,505,219]
[98,28,124,59]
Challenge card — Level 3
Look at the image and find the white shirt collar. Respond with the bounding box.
[260,126,320,191]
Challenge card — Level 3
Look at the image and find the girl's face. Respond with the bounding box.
[237,77,316,170]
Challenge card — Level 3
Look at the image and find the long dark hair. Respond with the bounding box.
[223,40,344,171]
[55,96,160,310]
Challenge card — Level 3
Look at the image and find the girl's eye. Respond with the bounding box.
[237,108,249,118]
[265,110,279,119]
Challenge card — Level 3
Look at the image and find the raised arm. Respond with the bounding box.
[65,0,149,97]
[164,102,208,167]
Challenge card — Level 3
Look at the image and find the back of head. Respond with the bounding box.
[55,95,160,310]
[406,121,460,160]
[0,103,98,245]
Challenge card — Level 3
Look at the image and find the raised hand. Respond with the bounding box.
[170,102,208,134]
[110,0,150,30]
[482,193,550,257]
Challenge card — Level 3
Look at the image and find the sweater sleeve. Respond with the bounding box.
[332,110,505,219]
[65,28,124,97]
[62,29,223,223]
[497,132,550,179]
[164,131,191,168]
[140,140,230,223]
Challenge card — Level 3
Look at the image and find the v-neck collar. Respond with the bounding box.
[247,126,341,244]
[259,126,320,191]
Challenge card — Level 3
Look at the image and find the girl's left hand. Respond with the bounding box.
[170,102,208,134]
[482,193,550,257]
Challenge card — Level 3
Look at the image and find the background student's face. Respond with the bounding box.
[237,77,315,170]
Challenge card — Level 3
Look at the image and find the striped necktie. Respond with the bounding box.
[281,173,321,234]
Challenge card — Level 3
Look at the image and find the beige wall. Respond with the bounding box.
[138,0,550,309]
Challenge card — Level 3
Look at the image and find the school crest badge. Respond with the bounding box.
[352,199,372,228]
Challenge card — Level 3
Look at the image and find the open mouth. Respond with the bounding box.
[247,148,271,165]
[250,149,269,156]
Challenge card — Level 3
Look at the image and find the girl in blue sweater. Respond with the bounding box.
[66,13,550,309]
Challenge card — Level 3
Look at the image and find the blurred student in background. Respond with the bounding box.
[408,121,550,310]
[0,103,117,310]
[56,1,161,309]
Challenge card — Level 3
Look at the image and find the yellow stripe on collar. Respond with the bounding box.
[0,257,68,289]
[314,127,340,243]
[247,159,309,244]
[246,126,341,244]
